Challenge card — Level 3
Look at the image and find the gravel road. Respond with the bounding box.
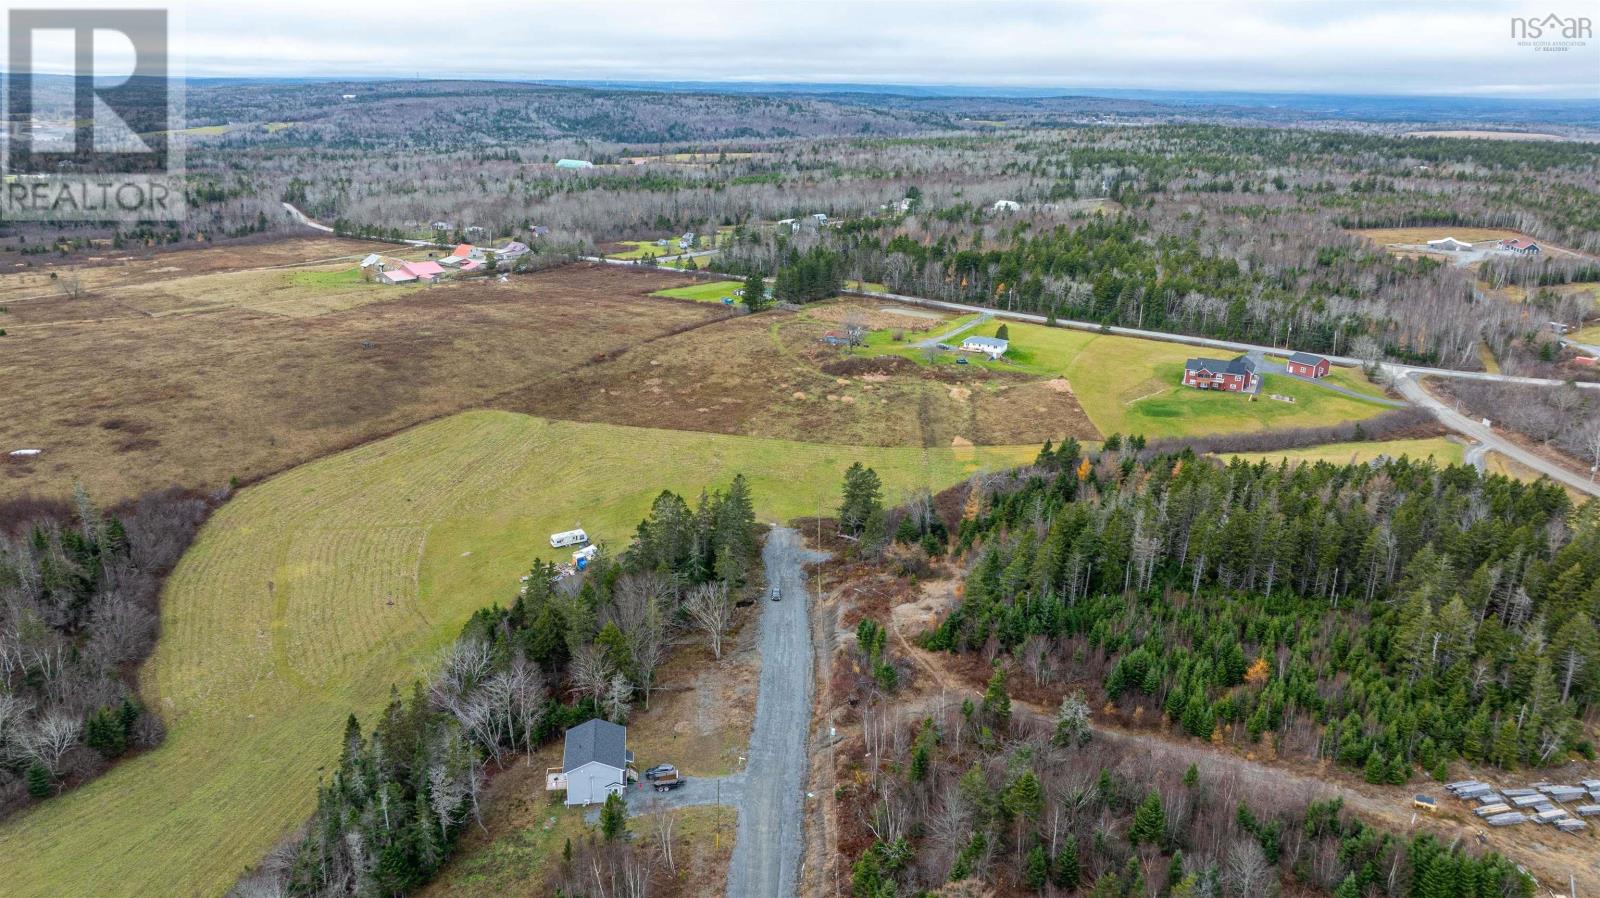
[726,526,825,898]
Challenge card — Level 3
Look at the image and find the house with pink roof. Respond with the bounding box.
[378,260,444,285]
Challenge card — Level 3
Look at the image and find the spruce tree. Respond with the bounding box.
[600,792,628,841]
[1052,838,1081,889]
[982,665,1011,729]
[26,761,52,798]
[1129,791,1165,846]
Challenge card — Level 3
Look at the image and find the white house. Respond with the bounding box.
[1425,237,1473,252]
[961,336,1009,358]
[991,200,1022,213]
[358,253,384,269]
[546,719,634,806]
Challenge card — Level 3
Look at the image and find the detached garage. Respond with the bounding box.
[1285,352,1330,379]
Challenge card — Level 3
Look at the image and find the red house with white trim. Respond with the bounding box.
[1284,351,1330,379]
[1182,355,1260,393]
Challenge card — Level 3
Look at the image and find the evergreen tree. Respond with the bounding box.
[1025,843,1050,890]
[600,792,628,841]
[1129,791,1165,846]
[982,664,1012,729]
[1052,838,1081,890]
[741,273,769,312]
[25,761,52,798]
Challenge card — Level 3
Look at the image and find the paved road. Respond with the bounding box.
[1248,352,1408,407]
[727,526,826,898]
[913,312,991,348]
[1393,373,1599,497]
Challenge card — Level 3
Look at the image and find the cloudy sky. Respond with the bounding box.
[17,0,1600,98]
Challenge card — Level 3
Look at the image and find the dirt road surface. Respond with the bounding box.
[727,527,825,898]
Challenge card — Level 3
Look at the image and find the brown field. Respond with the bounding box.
[511,296,1100,448]
[0,249,723,501]
[1351,226,1536,247]
[1405,130,1569,142]
[1,246,1089,504]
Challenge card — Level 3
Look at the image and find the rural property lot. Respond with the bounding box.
[0,255,719,501]
[0,410,1036,898]
[516,295,1103,448]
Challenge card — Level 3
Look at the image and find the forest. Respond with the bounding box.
[923,440,1598,775]
[229,476,761,898]
[0,487,215,819]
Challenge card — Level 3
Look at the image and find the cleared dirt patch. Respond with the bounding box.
[807,299,948,332]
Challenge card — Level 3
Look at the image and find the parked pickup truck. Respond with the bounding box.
[653,771,686,793]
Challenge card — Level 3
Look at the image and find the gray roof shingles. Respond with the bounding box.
[1184,354,1255,376]
[563,719,628,771]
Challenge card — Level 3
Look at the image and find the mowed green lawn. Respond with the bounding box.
[0,411,1036,898]
[858,318,1392,439]
[651,280,743,303]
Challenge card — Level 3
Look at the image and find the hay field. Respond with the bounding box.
[0,411,1036,898]
[0,259,718,502]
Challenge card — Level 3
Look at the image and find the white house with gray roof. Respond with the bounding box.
[961,335,1009,358]
[546,719,634,806]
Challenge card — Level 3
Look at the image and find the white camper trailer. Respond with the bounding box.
[549,528,590,549]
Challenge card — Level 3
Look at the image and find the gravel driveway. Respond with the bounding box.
[725,526,826,898]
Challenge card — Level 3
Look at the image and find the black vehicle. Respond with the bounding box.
[644,764,677,781]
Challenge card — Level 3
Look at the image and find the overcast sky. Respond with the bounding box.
[17,0,1600,98]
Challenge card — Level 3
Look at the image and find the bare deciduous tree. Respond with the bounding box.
[685,581,734,660]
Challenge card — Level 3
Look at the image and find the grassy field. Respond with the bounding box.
[1572,323,1600,344]
[0,411,1037,898]
[1222,437,1464,468]
[651,280,743,303]
[861,319,1393,439]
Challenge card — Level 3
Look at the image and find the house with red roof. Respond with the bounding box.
[1497,238,1542,256]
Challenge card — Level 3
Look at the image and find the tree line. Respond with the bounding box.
[228,476,760,898]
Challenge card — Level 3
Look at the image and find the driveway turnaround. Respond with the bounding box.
[726,526,825,898]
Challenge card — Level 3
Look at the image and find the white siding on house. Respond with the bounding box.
[563,760,626,806]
